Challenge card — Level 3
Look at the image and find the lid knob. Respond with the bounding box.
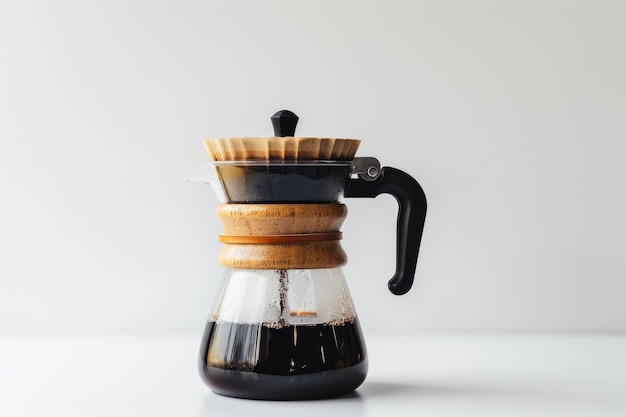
[271,110,299,137]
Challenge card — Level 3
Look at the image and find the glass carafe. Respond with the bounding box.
[199,268,366,400]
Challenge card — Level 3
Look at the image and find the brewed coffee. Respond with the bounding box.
[198,319,368,400]
[214,163,352,203]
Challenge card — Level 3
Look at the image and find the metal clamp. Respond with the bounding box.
[352,157,381,181]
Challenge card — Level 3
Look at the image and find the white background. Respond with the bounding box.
[1,0,625,335]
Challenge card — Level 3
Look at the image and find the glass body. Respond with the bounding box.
[198,268,368,400]
[189,161,354,203]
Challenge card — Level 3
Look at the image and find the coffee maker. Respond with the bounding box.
[191,110,427,399]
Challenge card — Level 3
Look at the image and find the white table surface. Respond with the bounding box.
[1,333,625,417]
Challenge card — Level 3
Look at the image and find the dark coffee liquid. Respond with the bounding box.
[198,319,368,400]
[216,164,352,203]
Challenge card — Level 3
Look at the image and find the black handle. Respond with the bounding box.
[345,167,427,295]
[271,110,299,137]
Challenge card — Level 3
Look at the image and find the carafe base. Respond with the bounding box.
[204,363,367,400]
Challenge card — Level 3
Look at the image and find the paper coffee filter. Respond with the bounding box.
[203,137,361,161]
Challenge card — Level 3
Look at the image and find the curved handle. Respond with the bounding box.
[345,167,427,295]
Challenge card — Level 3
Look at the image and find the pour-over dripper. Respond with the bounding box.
[193,110,362,203]
[191,110,427,295]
